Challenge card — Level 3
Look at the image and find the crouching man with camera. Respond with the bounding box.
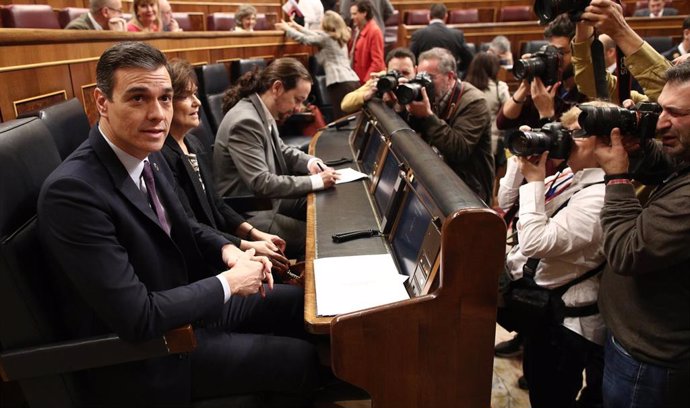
[498,102,613,408]
[593,62,690,408]
[405,47,494,204]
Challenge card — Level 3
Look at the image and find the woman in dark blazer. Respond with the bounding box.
[162,58,289,270]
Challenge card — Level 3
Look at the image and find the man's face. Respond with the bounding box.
[417,58,454,101]
[387,57,416,80]
[656,81,690,162]
[549,36,573,72]
[271,78,311,124]
[649,0,665,15]
[566,121,597,172]
[95,66,173,160]
[159,0,172,26]
[350,6,366,28]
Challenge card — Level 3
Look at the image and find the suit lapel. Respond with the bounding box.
[248,94,288,175]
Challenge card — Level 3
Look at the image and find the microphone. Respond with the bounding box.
[327,115,357,129]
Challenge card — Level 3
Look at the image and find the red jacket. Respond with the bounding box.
[351,19,385,84]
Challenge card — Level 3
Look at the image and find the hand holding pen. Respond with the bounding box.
[315,161,339,188]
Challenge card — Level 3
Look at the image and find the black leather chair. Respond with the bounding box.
[465,42,477,56]
[312,75,333,123]
[0,4,61,29]
[188,104,216,153]
[19,98,90,160]
[0,117,197,408]
[195,63,231,133]
[230,58,267,82]
[644,36,674,53]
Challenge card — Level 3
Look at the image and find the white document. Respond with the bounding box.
[314,254,410,316]
[334,167,369,185]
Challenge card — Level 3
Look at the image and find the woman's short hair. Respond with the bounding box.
[235,4,257,26]
[168,58,197,99]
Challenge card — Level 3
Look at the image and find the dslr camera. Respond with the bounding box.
[394,72,435,104]
[534,0,591,24]
[376,70,401,95]
[505,122,573,160]
[578,102,661,143]
[513,44,562,87]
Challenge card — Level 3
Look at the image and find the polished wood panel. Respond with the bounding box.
[0,29,312,123]
[0,64,73,121]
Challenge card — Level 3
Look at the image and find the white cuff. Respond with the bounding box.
[216,275,232,303]
[310,173,324,190]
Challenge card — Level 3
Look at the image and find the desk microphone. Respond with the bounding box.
[332,229,382,243]
[328,115,357,129]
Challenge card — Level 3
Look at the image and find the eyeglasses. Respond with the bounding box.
[105,6,123,15]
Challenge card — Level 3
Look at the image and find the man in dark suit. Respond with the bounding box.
[633,0,678,17]
[38,41,319,406]
[65,0,126,30]
[409,3,474,74]
[662,15,690,61]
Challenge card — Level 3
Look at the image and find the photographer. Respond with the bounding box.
[572,0,671,104]
[499,102,612,408]
[405,47,494,204]
[497,14,585,131]
[341,47,417,114]
[593,62,690,408]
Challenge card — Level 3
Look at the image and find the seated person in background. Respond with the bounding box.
[488,35,514,70]
[66,0,126,31]
[349,0,386,84]
[38,41,320,406]
[406,47,494,204]
[161,59,290,272]
[127,0,161,32]
[464,52,510,164]
[573,0,671,103]
[633,0,678,17]
[499,102,609,408]
[497,14,585,131]
[341,47,416,114]
[159,0,181,31]
[234,4,257,32]
[409,3,474,74]
[662,15,690,61]
[275,11,361,120]
[213,58,338,259]
[593,61,690,408]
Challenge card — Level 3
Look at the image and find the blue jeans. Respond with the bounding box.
[603,335,690,408]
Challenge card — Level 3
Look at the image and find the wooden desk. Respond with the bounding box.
[305,102,506,408]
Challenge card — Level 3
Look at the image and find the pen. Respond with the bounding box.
[316,162,324,172]
[277,248,301,281]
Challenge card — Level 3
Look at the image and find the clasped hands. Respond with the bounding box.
[221,245,274,298]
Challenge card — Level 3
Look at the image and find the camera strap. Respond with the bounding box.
[441,81,465,122]
[590,34,610,101]
[615,47,632,103]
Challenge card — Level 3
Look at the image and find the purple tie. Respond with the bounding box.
[142,160,171,235]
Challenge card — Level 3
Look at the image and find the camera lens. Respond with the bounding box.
[395,83,421,105]
[377,75,398,93]
[578,106,638,137]
[513,57,545,82]
[506,130,552,156]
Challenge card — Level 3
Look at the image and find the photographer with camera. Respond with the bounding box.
[571,0,671,104]
[591,61,690,408]
[405,47,494,204]
[497,14,585,131]
[498,102,615,408]
[341,47,417,114]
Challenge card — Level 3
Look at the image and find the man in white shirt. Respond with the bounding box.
[662,16,690,61]
[633,0,678,17]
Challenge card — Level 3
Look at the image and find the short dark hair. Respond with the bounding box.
[429,3,447,20]
[353,0,374,21]
[665,60,690,85]
[385,47,416,66]
[222,57,312,113]
[544,13,575,40]
[683,15,690,30]
[168,58,197,99]
[96,42,170,99]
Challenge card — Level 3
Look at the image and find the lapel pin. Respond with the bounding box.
[153,162,160,171]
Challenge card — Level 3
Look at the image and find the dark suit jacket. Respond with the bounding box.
[38,126,230,405]
[662,45,683,61]
[409,21,474,73]
[161,134,245,244]
[633,7,678,16]
[65,13,96,30]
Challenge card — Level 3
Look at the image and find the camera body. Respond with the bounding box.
[513,44,562,87]
[376,70,401,95]
[505,121,573,160]
[394,72,435,105]
[534,0,591,24]
[577,102,661,143]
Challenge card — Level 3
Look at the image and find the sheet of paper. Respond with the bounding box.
[314,254,410,316]
[334,167,369,185]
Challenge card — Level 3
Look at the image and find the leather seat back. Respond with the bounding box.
[1,4,61,29]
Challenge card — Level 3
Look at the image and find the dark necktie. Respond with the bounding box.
[142,160,171,235]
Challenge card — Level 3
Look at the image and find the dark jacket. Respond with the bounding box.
[409,21,474,73]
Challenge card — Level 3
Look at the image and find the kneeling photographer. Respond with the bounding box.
[404,47,494,204]
[498,102,620,408]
